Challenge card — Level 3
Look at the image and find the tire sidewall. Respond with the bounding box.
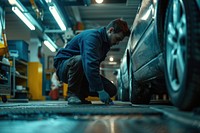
[164,0,194,109]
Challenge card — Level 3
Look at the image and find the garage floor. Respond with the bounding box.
[0,101,200,133]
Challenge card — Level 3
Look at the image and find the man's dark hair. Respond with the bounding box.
[106,18,130,37]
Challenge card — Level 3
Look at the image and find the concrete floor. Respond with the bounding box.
[0,101,200,133]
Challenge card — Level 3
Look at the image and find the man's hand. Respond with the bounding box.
[98,90,110,104]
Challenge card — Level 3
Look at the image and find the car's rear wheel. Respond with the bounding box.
[129,63,152,104]
[164,0,200,110]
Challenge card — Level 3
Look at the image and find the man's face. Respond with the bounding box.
[108,28,125,46]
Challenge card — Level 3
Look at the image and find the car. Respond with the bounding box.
[117,48,130,101]
[120,0,200,110]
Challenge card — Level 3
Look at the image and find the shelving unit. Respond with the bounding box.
[9,57,29,101]
[0,61,11,102]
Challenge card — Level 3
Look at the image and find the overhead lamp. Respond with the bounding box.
[108,62,117,65]
[45,0,66,31]
[8,0,24,11]
[44,40,56,52]
[12,7,35,30]
[49,6,66,31]
[109,56,114,62]
[45,0,52,3]
[9,0,42,31]
[95,0,103,4]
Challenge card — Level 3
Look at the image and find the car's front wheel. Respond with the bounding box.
[164,0,200,110]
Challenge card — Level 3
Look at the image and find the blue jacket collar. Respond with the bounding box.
[99,27,111,47]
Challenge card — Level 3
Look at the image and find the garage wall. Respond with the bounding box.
[5,12,56,68]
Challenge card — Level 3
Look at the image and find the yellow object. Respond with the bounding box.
[86,96,115,101]
[0,31,9,57]
[28,62,45,100]
[86,96,100,101]
[29,0,43,19]
[63,83,68,98]
[0,42,6,55]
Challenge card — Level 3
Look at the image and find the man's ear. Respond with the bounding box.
[109,27,114,33]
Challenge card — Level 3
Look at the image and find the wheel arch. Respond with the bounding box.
[155,0,169,51]
[196,0,200,9]
[126,49,130,75]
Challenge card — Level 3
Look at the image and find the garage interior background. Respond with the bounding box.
[0,0,140,97]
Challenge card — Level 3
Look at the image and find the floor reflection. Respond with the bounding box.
[0,115,199,133]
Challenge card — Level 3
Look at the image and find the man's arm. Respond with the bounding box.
[80,34,104,91]
[80,34,111,103]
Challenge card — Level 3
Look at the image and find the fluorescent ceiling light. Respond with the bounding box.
[95,0,103,4]
[9,0,25,12]
[49,6,66,31]
[9,0,42,31]
[45,0,52,3]
[12,7,35,30]
[44,40,56,52]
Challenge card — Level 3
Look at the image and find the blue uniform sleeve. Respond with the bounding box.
[80,34,104,92]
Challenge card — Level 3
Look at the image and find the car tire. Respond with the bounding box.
[129,63,152,104]
[164,0,200,110]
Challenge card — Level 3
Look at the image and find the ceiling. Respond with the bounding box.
[1,0,141,70]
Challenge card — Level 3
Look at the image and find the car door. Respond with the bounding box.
[129,0,160,75]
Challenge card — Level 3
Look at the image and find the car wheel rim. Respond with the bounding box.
[166,0,187,91]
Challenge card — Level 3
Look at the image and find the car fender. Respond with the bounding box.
[196,0,200,9]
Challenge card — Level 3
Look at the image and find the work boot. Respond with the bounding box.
[67,96,82,105]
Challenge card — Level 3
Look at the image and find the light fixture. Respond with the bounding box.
[95,0,103,4]
[8,0,24,11]
[12,7,35,30]
[109,56,114,62]
[45,0,52,3]
[49,6,66,31]
[45,0,66,31]
[9,0,42,31]
[44,40,56,52]
[108,62,117,65]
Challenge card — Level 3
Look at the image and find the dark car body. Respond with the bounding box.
[119,0,200,110]
[118,48,130,101]
[129,0,164,82]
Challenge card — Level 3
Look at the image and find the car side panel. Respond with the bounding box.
[129,0,154,53]
[134,53,164,81]
[120,49,129,89]
[129,0,163,74]
[131,21,161,72]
